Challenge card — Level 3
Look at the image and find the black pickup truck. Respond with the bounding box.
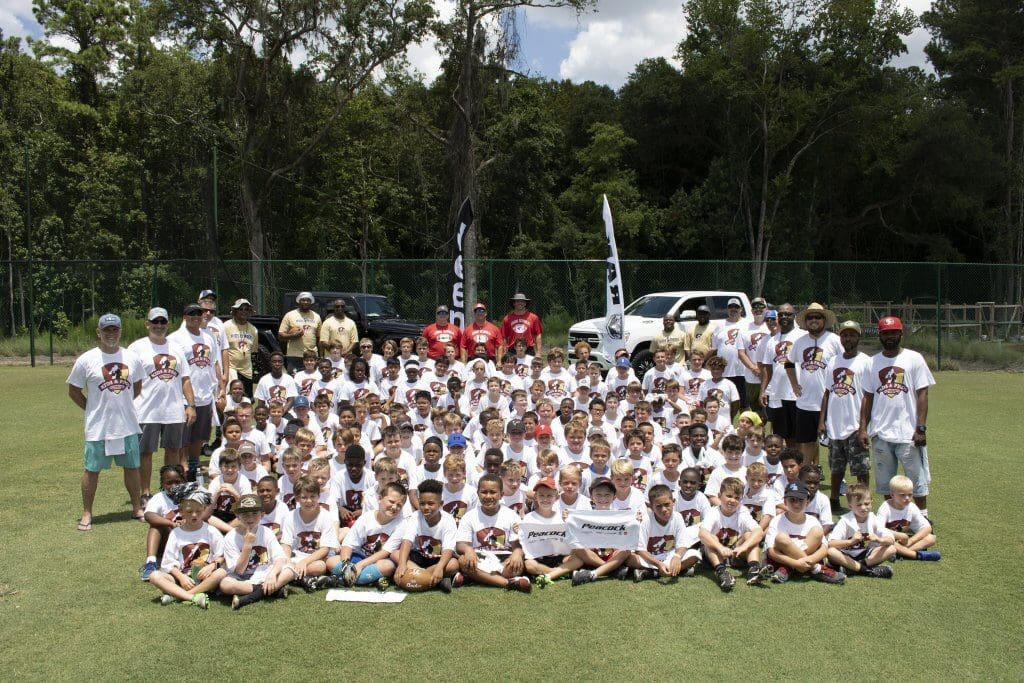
[225,291,425,377]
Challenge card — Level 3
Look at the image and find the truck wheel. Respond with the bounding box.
[632,348,654,379]
[255,343,272,379]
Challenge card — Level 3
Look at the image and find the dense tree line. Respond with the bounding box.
[1,0,1021,321]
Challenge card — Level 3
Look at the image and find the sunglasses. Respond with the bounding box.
[150,318,168,324]
[185,312,203,317]
[805,315,824,321]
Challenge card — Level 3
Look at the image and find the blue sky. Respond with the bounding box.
[2,0,933,89]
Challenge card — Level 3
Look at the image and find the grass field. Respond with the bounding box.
[1,367,1021,680]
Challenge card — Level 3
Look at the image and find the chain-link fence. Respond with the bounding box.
[4,259,1022,365]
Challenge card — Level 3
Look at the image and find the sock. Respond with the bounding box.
[331,561,347,577]
[811,563,822,574]
[146,555,157,564]
[355,565,384,585]
[920,508,929,518]
[237,585,264,607]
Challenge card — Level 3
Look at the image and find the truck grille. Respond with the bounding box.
[568,331,601,350]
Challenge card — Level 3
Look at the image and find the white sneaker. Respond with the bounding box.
[160,594,179,606]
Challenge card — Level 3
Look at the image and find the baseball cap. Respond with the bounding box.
[386,357,401,367]
[878,316,903,332]
[296,291,314,303]
[473,303,487,311]
[589,476,615,493]
[534,424,553,438]
[507,419,526,434]
[838,320,862,335]
[615,356,631,368]
[236,494,261,513]
[292,396,310,409]
[751,297,767,308]
[282,421,302,438]
[231,298,252,310]
[447,433,467,449]
[98,313,121,329]
[198,289,216,301]
[696,304,711,313]
[726,297,742,308]
[532,477,557,492]
[237,442,258,457]
[764,309,778,320]
[577,379,591,391]
[436,305,450,315]
[397,421,414,432]
[183,303,204,316]
[147,307,169,322]
[784,481,810,500]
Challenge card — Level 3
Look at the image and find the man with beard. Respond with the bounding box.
[709,298,748,408]
[319,299,358,357]
[736,297,770,415]
[652,314,688,365]
[818,321,872,511]
[785,303,842,469]
[280,291,322,373]
[858,317,935,518]
[689,305,716,352]
[758,304,806,444]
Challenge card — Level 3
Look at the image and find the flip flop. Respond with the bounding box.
[77,519,92,531]
[132,511,145,521]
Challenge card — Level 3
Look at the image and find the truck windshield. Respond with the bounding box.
[623,296,677,318]
[357,296,398,319]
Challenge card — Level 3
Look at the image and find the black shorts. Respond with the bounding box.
[767,400,797,440]
[793,408,820,443]
[726,375,748,408]
[534,554,563,569]
[409,551,440,569]
[179,403,214,447]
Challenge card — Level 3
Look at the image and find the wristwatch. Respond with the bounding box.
[915,425,926,435]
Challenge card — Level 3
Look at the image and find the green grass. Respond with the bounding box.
[1,367,1022,680]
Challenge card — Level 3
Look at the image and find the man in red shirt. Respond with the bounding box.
[422,305,463,360]
[460,303,503,362]
[499,292,543,363]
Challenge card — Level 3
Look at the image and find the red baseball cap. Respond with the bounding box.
[878,316,903,332]
[534,424,553,437]
[532,477,557,492]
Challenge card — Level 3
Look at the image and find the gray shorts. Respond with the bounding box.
[180,404,214,447]
[140,423,185,453]
[828,434,870,477]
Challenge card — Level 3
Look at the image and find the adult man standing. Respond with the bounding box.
[818,320,872,510]
[499,292,543,362]
[423,305,463,360]
[651,314,688,365]
[709,297,748,408]
[128,307,197,503]
[737,297,770,413]
[279,291,321,372]
[858,316,935,517]
[689,304,717,352]
[758,303,806,444]
[319,298,358,357]
[223,298,258,397]
[196,289,229,379]
[785,303,842,468]
[67,313,146,530]
[169,302,220,482]
[461,302,503,362]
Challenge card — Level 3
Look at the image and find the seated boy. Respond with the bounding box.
[826,483,896,577]
[522,478,582,586]
[392,479,461,593]
[698,477,767,591]
[207,449,252,533]
[147,487,226,609]
[876,475,940,561]
[221,494,295,609]
[336,482,409,588]
[569,477,634,586]
[140,464,185,581]
[454,474,532,593]
[741,462,777,531]
[628,484,699,582]
[281,475,341,593]
[765,481,844,584]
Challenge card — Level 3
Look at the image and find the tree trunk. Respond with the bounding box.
[240,173,266,311]
[450,4,480,316]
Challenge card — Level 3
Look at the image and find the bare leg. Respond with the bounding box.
[81,470,100,525]
[139,452,153,497]
[123,467,143,516]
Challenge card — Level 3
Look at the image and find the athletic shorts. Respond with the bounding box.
[828,434,870,476]
[533,554,563,569]
[726,375,748,408]
[766,400,797,439]
[793,408,821,443]
[83,434,141,472]
[409,551,440,569]
[179,404,214,447]
[744,383,763,414]
[837,546,870,563]
[140,423,185,453]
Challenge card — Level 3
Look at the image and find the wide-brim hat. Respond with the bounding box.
[796,302,836,329]
[509,292,531,304]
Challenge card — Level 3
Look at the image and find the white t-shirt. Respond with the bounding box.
[386,510,459,559]
[209,474,252,513]
[67,346,145,441]
[342,511,405,556]
[677,368,711,404]
[759,328,807,407]
[741,486,778,524]
[455,505,520,555]
[828,511,894,550]
[875,500,929,535]
[823,352,872,440]
[805,491,834,527]
[329,468,376,511]
[260,501,290,541]
[441,484,479,522]
[539,368,577,401]
[861,349,935,443]
[642,367,675,396]
[704,464,746,498]
[738,322,770,383]
[611,487,647,512]
[223,525,285,579]
[255,373,298,404]
[711,320,747,376]
[128,337,191,424]
[787,331,843,412]
[676,491,712,527]
[168,327,219,406]
[144,490,180,522]
[765,513,822,550]
[700,506,759,548]
[159,523,225,573]
[638,511,685,561]
[699,378,740,422]
[281,508,339,559]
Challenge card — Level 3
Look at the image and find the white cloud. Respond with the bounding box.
[0,0,37,41]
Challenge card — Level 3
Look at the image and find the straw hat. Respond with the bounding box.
[795,302,836,328]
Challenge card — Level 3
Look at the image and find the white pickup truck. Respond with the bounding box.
[567,290,753,375]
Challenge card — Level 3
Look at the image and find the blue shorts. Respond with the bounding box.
[84,434,141,472]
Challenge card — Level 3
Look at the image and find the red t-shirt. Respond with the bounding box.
[500,311,543,348]
[422,323,462,360]
[461,322,503,359]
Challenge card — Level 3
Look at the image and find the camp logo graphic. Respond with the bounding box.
[296,530,321,554]
[515,362,529,378]
[680,508,702,526]
[501,379,513,395]
[181,542,210,572]
[262,521,282,541]
[443,500,469,520]
[283,492,296,510]
[512,320,529,335]
[435,329,456,344]
[99,363,131,393]
[801,346,826,372]
[885,518,911,534]
[415,535,442,558]
[830,367,857,396]
[190,343,212,368]
[652,376,666,393]
[877,366,908,398]
[345,490,364,511]
[766,472,781,485]
[686,378,704,396]
[316,387,334,404]
[616,384,628,399]
[745,502,764,521]
[363,532,387,555]
[726,328,739,346]
[353,387,370,400]
[716,526,740,548]
[773,340,794,363]
[476,527,508,550]
[469,387,486,407]
[647,535,676,554]
[299,379,315,396]
[705,388,723,402]
[632,467,648,491]
[546,379,567,398]
[215,490,235,512]
[163,507,182,524]
[430,380,447,397]
[268,385,287,400]
[246,546,269,572]
[748,332,767,352]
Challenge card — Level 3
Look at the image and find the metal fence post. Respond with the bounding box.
[936,264,942,369]
[24,145,35,367]
[488,260,494,311]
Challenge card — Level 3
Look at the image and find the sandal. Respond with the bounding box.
[77,519,92,531]
[132,511,146,521]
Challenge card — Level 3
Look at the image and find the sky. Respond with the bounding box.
[2,0,935,90]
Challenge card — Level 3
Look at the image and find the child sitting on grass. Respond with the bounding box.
[876,475,940,561]
[826,483,896,577]
[221,494,294,609]
[147,487,226,609]
[765,481,844,585]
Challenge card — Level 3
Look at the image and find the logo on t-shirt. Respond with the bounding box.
[830,368,857,396]
[686,378,704,396]
[296,530,321,553]
[299,379,315,396]
[515,363,529,378]
[705,387,723,403]
[773,341,793,363]
[632,467,648,491]
[443,500,469,520]
[476,527,508,550]
[546,379,566,398]
[246,546,269,572]
[149,354,179,382]
[363,532,388,555]
[726,329,739,346]
[877,366,908,398]
[511,319,528,335]
[652,376,666,393]
[679,507,702,526]
[801,346,826,372]
[647,535,676,554]
[268,385,287,400]
[262,521,282,541]
[181,542,210,572]
[748,332,767,352]
[345,490,363,511]
[415,535,442,558]
[99,363,131,394]
[190,343,212,368]
[716,526,740,548]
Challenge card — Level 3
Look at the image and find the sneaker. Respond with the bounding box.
[451,572,465,589]
[320,574,340,589]
[746,564,773,586]
[140,561,158,582]
[812,566,846,584]
[375,577,391,592]
[614,566,631,581]
[192,593,209,610]
[684,565,695,577]
[438,577,453,594]
[633,568,657,583]
[716,566,734,592]
[160,594,179,606]
[864,564,894,579]
[534,574,554,589]
[504,576,532,593]
[916,550,942,561]
[301,577,321,593]
[771,566,789,583]
[340,562,358,587]
[275,586,289,600]
[571,569,597,586]
[231,595,242,610]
